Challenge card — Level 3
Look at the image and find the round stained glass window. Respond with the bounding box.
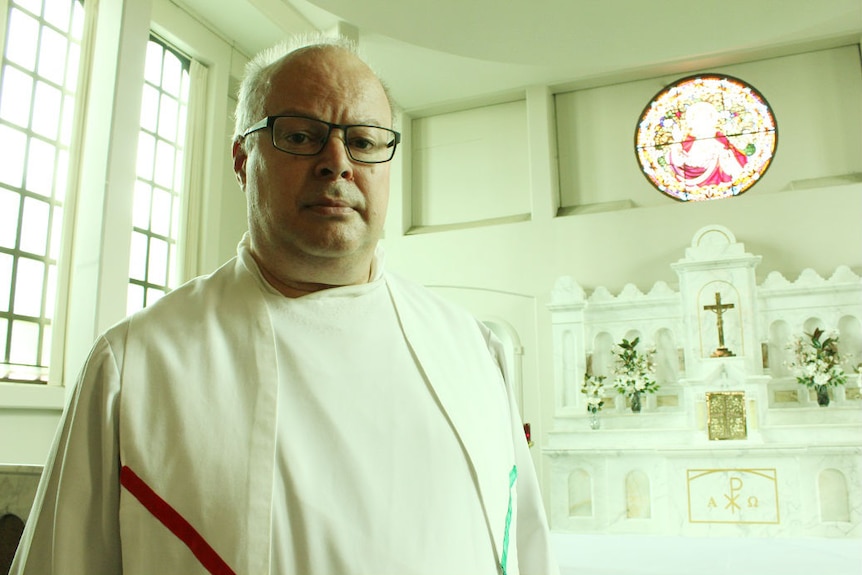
[634,74,777,202]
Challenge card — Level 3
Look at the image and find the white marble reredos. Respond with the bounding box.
[545,224,862,541]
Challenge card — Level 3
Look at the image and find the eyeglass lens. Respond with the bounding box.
[271,116,397,163]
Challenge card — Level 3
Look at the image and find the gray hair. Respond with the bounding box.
[232,34,395,143]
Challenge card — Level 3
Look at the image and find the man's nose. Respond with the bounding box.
[314,130,354,179]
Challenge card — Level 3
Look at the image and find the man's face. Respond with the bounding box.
[233,48,392,282]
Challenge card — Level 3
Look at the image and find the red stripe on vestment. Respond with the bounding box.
[120,465,236,575]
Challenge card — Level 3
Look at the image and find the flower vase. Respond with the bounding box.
[630,391,642,413]
[589,409,601,430]
[815,385,830,407]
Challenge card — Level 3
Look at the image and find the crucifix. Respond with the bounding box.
[704,292,736,357]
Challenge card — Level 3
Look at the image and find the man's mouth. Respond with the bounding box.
[305,198,355,216]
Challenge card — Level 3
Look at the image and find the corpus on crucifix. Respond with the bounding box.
[704,292,736,357]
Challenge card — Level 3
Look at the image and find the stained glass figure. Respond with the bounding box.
[635,75,777,201]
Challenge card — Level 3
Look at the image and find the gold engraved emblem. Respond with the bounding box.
[706,391,746,440]
[687,469,779,524]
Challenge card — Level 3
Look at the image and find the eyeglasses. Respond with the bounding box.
[240,115,401,164]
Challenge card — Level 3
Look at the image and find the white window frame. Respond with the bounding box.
[60,0,233,393]
[0,0,86,386]
[0,0,233,428]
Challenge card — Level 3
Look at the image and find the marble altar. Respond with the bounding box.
[546,225,862,544]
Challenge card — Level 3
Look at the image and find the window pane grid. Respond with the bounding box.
[128,36,189,314]
[0,0,84,384]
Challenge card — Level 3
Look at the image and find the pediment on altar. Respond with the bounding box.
[683,224,746,260]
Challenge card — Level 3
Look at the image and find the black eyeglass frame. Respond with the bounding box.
[239,115,401,164]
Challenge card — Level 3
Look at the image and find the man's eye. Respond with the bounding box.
[285,132,313,145]
[349,137,375,151]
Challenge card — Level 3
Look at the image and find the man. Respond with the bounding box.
[12,36,558,575]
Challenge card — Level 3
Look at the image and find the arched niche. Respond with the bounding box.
[837,315,862,375]
[653,327,679,384]
[818,469,850,522]
[623,329,644,347]
[697,281,742,357]
[767,319,792,377]
[562,329,576,407]
[802,317,824,335]
[484,319,523,412]
[590,332,614,378]
[0,514,25,575]
[625,470,652,519]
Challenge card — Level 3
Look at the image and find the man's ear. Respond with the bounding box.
[232,139,247,189]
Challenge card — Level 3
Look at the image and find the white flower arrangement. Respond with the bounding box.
[788,328,847,389]
[612,337,659,399]
[581,373,607,414]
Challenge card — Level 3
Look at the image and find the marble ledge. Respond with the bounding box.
[548,415,862,434]
[0,464,43,476]
[550,412,861,439]
[762,409,862,426]
[542,443,862,457]
[548,424,860,446]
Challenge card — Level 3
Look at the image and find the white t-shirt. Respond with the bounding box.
[243,249,498,574]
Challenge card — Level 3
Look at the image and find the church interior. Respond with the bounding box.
[0,0,861,573]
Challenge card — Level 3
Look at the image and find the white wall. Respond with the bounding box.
[0,384,64,465]
[379,43,862,501]
[557,46,862,209]
[215,51,251,266]
[411,100,531,227]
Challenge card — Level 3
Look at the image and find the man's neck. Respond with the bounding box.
[251,248,374,298]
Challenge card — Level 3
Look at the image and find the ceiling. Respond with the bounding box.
[177,0,862,112]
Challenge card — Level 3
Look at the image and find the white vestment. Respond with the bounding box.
[11,237,558,575]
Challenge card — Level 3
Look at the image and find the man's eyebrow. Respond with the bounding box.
[271,111,389,127]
